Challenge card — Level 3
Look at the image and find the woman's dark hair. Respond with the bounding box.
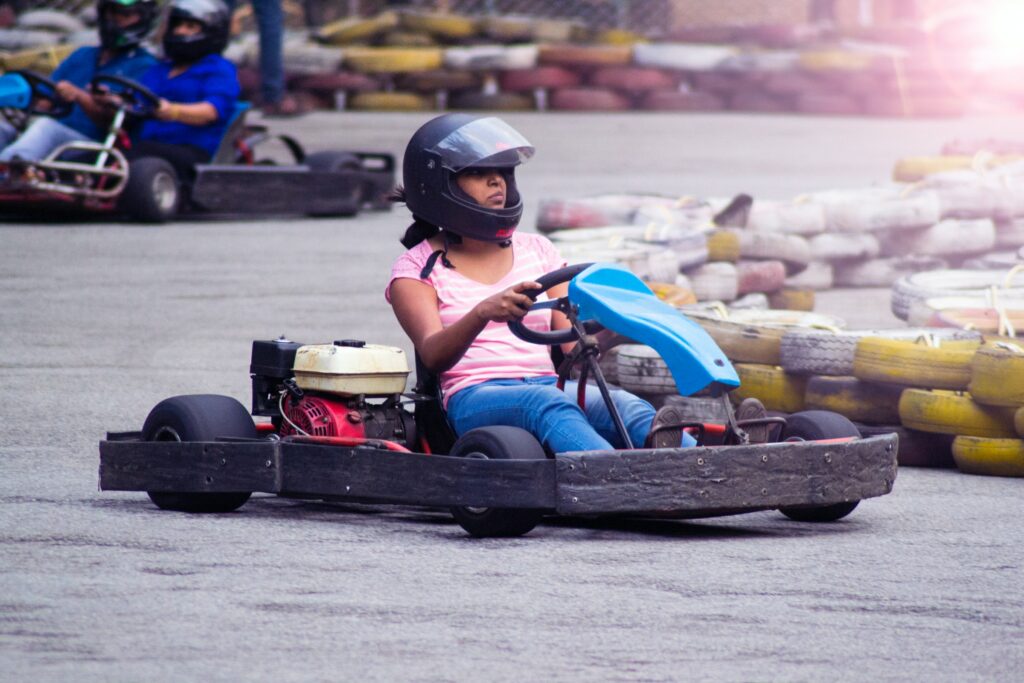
[391,185,460,249]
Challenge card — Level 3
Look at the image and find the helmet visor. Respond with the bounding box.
[170,0,228,22]
[429,117,535,172]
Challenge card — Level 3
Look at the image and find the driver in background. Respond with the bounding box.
[0,0,158,163]
[386,113,706,454]
[128,0,239,181]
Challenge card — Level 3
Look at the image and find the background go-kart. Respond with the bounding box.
[3,112,1024,681]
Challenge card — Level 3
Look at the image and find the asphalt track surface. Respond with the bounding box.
[3,112,1024,682]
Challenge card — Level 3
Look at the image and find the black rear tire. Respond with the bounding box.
[120,156,180,223]
[449,426,548,538]
[778,410,861,522]
[141,394,256,513]
[304,150,363,216]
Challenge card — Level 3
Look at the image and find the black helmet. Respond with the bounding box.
[162,0,231,63]
[402,114,535,243]
[97,0,159,50]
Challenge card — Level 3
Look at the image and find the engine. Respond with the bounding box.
[250,337,416,447]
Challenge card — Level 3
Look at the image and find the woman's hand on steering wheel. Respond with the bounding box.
[474,281,542,323]
[507,263,604,346]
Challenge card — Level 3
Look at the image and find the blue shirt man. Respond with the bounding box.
[0,0,159,163]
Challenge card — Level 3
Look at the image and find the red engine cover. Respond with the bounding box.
[280,395,366,438]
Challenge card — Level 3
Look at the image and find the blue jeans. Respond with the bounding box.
[0,116,90,162]
[225,0,284,103]
[446,376,697,453]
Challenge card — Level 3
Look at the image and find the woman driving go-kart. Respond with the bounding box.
[386,113,771,454]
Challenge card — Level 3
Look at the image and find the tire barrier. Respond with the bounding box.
[732,363,807,413]
[854,423,955,468]
[768,288,815,311]
[348,91,433,111]
[833,255,947,288]
[588,66,677,93]
[342,47,444,73]
[706,230,741,262]
[745,199,827,235]
[880,218,996,259]
[499,66,580,92]
[448,91,535,111]
[688,310,845,366]
[781,327,981,377]
[890,268,1024,320]
[615,344,677,395]
[784,261,834,290]
[538,44,633,67]
[951,436,1024,477]
[808,232,880,262]
[853,337,981,390]
[549,87,632,111]
[736,260,786,295]
[898,389,1017,438]
[736,231,811,275]
[804,375,903,425]
[968,341,1024,407]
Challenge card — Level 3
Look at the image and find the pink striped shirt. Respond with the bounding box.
[386,232,567,404]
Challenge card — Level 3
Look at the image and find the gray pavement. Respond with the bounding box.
[2,112,1023,682]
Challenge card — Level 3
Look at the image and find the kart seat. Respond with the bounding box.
[210,101,251,164]
[568,263,741,397]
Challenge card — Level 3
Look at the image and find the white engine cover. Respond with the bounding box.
[292,343,410,397]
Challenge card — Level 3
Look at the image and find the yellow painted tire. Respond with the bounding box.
[343,47,444,73]
[593,29,647,45]
[0,43,75,73]
[690,310,844,366]
[968,341,1024,407]
[952,436,1024,477]
[647,281,697,307]
[892,155,1023,182]
[804,376,903,425]
[798,50,878,71]
[315,12,399,45]
[399,11,478,40]
[853,337,981,390]
[348,91,433,111]
[479,15,535,42]
[706,229,740,262]
[732,364,807,413]
[898,389,1017,437]
[695,319,782,365]
[1016,406,1024,437]
[768,288,815,311]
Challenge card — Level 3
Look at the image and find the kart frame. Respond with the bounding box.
[99,431,898,517]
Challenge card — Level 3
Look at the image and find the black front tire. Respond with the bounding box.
[449,426,548,538]
[778,410,861,523]
[120,156,180,223]
[141,394,256,512]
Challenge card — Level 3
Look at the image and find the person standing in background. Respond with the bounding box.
[224,0,303,116]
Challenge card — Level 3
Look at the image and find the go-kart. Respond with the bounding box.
[0,71,394,222]
[98,263,898,537]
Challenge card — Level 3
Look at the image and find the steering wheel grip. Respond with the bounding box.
[11,70,73,118]
[508,262,599,346]
[90,74,161,116]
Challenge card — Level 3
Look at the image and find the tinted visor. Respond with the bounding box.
[429,117,535,172]
[170,0,227,23]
